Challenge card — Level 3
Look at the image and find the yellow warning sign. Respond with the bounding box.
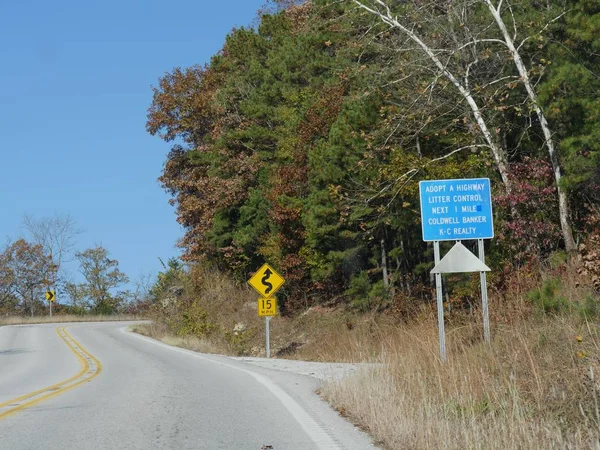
[258,297,277,317]
[247,263,285,298]
[45,290,55,302]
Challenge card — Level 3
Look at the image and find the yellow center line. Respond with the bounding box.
[0,327,103,420]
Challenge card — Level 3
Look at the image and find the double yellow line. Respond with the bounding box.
[0,327,102,420]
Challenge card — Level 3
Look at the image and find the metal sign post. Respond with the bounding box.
[478,239,491,343]
[257,297,277,358]
[433,241,446,362]
[265,317,271,358]
[419,178,495,361]
[45,290,55,319]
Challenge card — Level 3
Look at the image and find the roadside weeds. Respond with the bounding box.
[131,322,223,354]
[321,316,600,450]
[0,314,143,326]
[138,264,600,449]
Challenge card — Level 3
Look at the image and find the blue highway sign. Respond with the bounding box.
[419,178,494,242]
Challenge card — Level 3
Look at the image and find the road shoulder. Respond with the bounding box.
[125,327,379,450]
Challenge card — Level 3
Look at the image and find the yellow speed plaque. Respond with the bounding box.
[258,297,277,317]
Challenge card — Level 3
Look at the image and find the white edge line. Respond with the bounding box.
[120,327,341,450]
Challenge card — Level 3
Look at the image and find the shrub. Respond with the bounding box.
[578,294,600,320]
[175,301,216,338]
[527,278,570,315]
[346,272,390,312]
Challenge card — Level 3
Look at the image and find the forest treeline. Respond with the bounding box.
[147,0,599,313]
[0,215,141,316]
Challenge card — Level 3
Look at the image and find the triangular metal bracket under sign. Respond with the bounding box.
[431,242,491,274]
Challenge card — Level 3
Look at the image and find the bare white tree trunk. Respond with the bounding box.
[483,0,576,253]
[351,0,513,193]
[381,238,389,288]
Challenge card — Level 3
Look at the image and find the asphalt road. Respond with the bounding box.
[0,322,376,450]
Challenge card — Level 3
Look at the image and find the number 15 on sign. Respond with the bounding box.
[258,297,277,316]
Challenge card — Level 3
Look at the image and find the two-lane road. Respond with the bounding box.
[0,322,375,450]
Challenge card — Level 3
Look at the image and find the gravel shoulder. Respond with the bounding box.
[232,356,376,381]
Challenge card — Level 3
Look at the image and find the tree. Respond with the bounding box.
[348,0,513,189]
[481,0,576,252]
[538,0,600,221]
[69,246,129,314]
[63,277,87,314]
[146,0,597,309]
[0,246,18,313]
[117,272,155,315]
[149,258,186,304]
[22,213,83,292]
[2,239,57,316]
[349,0,577,251]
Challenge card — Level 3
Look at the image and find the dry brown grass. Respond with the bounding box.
[142,261,600,448]
[0,314,143,326]
[281,308,390,362]
[146,266,344,357]
[185,267,402,360]
[131,322,223,354]
[320,267,600,450]
[323,318,600,449]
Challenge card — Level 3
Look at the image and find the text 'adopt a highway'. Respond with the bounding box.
[419,178,494,241]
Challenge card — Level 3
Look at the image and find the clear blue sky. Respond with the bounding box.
[0,0,265,285]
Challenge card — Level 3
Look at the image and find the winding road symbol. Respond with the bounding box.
[261,268,273,295]
[247,263,285,298]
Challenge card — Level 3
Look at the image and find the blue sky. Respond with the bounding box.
[0,0,265,286]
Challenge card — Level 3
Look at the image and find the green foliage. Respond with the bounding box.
[0,239,57,316]
[578,294,600,320]
[346,272,371,306]
[147,1,599,313]
[538,1,600,206]
[63,303,87,316]
[176,301,216,338]
[149,258,186,303]
[527,278,570,315]
[548,251,568,270]
[223,326,254,356]
[527,278,600,320]
[68,246,129,314]
[346,272,389,312]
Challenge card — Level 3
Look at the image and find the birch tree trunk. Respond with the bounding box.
[351,0,513,194]
[381,238,389,289]
[483,0,576,253]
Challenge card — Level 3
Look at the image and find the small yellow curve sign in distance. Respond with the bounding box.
[247,263,285,298]
[45,290,55,302]
[258,297,277,316]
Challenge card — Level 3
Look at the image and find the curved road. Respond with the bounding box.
[0,322,376,450]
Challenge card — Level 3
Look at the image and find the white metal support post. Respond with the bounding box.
[478,239,491,342]
[433,241,447,362]
[265,317,271,358]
